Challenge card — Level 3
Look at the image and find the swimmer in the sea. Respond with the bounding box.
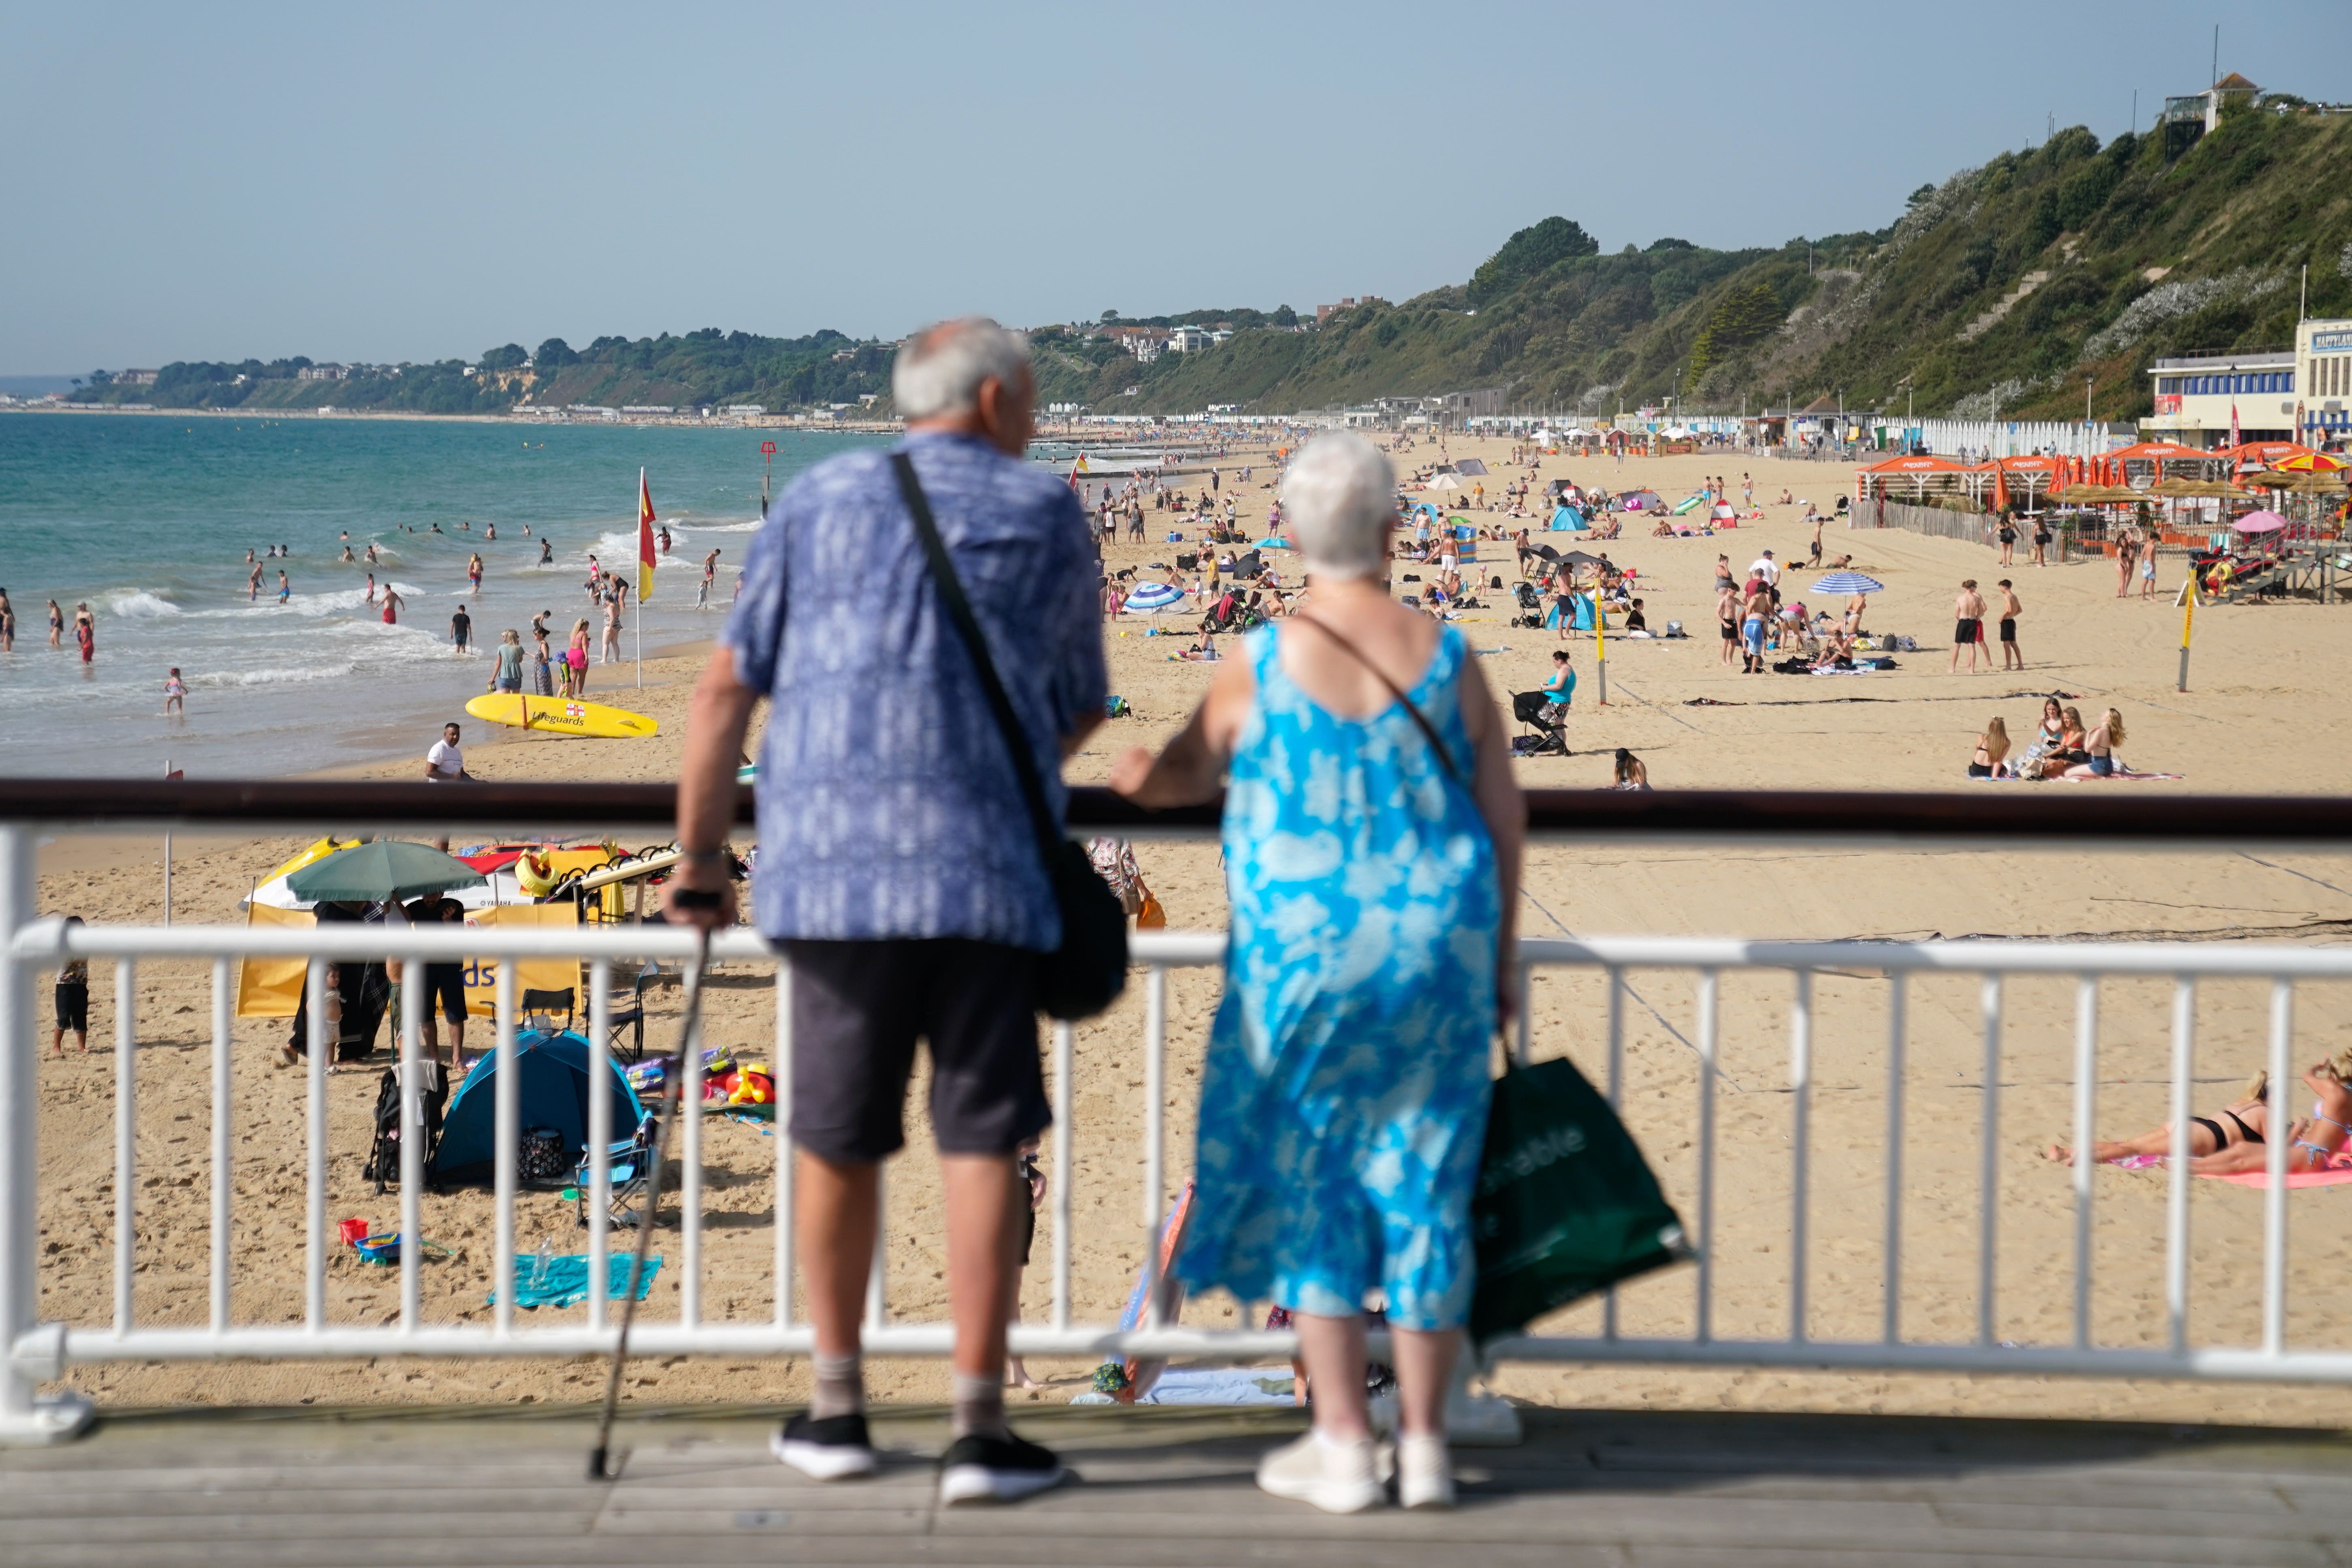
[277,570,289,605]
[539,539,553,566]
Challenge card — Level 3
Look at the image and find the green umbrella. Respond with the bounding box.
[285,841,486,904]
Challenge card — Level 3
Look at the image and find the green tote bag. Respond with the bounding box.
[1468,1053,1692,1344]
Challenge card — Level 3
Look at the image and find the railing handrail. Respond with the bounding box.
[16,921,2352,978]
[0,779,2347,844]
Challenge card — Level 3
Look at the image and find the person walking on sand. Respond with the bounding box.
[1109,431,1523,1514]
[1995,579,2024,670]
[600,586,622,663]
[1717,578,1740,666]
[667,318,1103,1507]
[52,920,90,1056]
[1741,574,1771,674]
[565,619,590,697]
[488,628,524,694]
[1951,579,1987,675]
[2140,540,2160,600]
[530,622,554,696]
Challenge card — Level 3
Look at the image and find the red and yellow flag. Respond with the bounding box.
[637,468,656,604]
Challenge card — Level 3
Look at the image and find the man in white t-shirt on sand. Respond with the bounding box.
[424,723,474,782]
[1748,550,1780,587]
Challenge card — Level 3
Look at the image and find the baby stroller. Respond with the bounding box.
[1509,691,1570,758]
[1509,581,1546,629]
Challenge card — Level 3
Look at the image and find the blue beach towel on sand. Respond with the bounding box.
[488,1253,663,1310]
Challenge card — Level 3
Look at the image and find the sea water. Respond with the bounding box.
[0,413,885,778]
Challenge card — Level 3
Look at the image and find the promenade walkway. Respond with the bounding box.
[6,1400,2350,1566]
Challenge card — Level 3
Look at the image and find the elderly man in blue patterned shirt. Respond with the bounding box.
[669,319,1103,1504]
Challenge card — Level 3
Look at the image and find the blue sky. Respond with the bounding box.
[4,2,2344,373]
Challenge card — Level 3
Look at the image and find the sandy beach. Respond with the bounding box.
[29,434,2352,1427]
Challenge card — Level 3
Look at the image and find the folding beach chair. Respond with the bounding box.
[576,1107,662,1230]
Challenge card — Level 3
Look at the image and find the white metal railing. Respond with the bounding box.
[9,822,2352,1444]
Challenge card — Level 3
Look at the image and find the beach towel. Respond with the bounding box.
[2056,765,2183,782]
[488,1251,663,1309]
[2107,1152,2352,1190]
[1071,1367,1295,1408]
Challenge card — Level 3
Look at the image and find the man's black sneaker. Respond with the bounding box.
[937,1431,1067,1505]
[771,1411,879,1480]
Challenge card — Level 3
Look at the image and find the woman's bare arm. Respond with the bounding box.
[1457,655,1526,1022]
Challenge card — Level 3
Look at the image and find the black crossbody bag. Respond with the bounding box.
[889,453,1128,1020]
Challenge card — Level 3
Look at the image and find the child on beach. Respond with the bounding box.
[164,668,186,715]
[73,604,94,664]
[52,919,88,1055]
[277,570,290,605]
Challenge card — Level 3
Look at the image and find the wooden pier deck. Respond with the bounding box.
[6,1401,2352,1566]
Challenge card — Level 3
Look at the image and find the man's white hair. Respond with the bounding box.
[1282,432,1395,581]
[892,317,1031,420]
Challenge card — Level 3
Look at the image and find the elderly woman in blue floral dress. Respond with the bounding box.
[1111,432,1524,1514]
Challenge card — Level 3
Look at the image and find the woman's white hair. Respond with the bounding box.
[1282,432,1395,581]
[892,318,1030,420]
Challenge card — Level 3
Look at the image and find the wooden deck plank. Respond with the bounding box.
[3,1403,2348,1568]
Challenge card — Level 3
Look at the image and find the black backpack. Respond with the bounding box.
[361,1064,448,1194]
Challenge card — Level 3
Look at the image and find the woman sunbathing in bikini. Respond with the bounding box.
[2042,1054,2352,1171]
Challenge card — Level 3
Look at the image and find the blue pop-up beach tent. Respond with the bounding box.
[431,1029,644,1180]
[1548,505,1588,532]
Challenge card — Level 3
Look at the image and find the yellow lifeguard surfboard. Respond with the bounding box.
[465,693,659,739]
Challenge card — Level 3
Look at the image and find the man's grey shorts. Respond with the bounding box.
[778,938,1050,1164]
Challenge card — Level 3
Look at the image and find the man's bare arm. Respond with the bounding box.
[666,649,759,928]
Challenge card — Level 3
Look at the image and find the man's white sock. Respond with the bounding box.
[811,1350,864,1421]
[951,1371,1009,1441]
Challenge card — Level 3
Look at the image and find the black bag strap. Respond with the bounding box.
[888,452,1065,861]
[1287,614,1466,788]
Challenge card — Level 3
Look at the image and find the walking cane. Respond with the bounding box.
[588,918,715,1481]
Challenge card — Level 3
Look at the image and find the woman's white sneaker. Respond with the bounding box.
[1397,1433,1455,1510]
[1256,1431,1384,1514]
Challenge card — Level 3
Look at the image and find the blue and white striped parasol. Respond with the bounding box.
[1810,572,1885,595]
[1123,582,1185,613]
